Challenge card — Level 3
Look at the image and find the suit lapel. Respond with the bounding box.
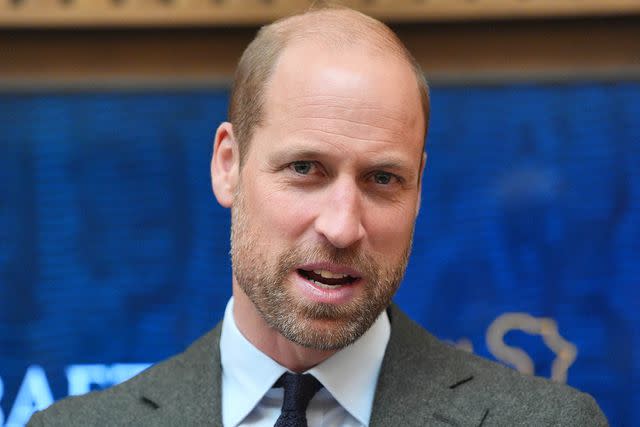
[370,305,491,427]
[135,323,224,426]
[130,306,490,426]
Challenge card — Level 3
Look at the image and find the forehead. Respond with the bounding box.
[258,40,425,153]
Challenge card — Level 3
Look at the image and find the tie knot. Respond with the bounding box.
[275,372,323,412]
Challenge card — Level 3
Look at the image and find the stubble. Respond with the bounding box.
[230,188,412,350]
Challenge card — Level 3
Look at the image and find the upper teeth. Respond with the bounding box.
[314,269,349,279]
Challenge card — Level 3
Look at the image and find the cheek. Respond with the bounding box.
[363,200,416,252]
[246,185,316,238]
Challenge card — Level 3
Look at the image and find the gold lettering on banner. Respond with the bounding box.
[486,313,577,383]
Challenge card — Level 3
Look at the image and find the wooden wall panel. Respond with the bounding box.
[2,17,639,89]
[1,0,640,27]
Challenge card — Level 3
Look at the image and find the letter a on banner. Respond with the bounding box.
[5,366,54,427]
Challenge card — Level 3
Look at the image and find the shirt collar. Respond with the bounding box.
[308,308,390,426]
[220,297,390,427]
[220,298,287,427]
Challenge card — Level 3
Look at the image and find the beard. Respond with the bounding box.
[230,189,413,351]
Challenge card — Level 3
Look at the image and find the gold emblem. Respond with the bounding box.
[486,313,577,383]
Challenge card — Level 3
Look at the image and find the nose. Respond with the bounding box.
[313,178,365,249]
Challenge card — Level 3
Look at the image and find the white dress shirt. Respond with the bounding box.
[220,298,391,427]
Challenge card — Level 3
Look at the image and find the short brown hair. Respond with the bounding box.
[228,6,430,166]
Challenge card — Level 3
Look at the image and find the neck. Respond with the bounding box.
[231,281,337,373]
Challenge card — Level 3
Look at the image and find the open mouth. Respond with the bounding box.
[297,269,359,288]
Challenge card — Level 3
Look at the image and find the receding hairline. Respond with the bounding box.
[267,7,427,88]
[228,6,430,165]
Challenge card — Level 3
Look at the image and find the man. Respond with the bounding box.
[29,6,608,427]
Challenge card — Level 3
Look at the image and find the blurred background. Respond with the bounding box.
[1,1,639,426]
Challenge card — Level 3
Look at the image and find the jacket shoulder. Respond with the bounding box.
[27,355,181,427]
[380,305,608,426]
[452,344,607,425]
[27,324,222,427]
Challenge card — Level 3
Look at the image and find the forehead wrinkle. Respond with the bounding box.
[292,116,409,143]
[284,95,414,125]
[291,106,410,129]
[278,103,418,145]
[291,129,408,155]
[285,93,404,112]
[291,127,399,147]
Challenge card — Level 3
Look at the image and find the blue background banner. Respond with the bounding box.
[1,83,638,426]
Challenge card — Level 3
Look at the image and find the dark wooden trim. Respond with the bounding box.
[1,16,639,88]
[1,0,640,28]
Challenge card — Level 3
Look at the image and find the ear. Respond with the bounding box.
[211,122,240,208]
[415,151,427,218]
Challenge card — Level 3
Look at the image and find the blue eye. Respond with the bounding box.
[291,161,313,175]
[373,172,393,185]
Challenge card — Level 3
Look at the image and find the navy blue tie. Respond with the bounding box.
[274,372,323,427]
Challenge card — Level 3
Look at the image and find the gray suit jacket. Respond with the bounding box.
[28,305,608,426]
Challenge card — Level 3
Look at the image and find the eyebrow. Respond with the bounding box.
[268,147,328,163]
[368,160,412,172]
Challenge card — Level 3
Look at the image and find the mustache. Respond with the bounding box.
[278,243,377,275]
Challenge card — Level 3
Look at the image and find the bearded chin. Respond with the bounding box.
[230,195,413,350]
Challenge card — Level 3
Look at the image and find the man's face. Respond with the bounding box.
[230,41,425,350]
